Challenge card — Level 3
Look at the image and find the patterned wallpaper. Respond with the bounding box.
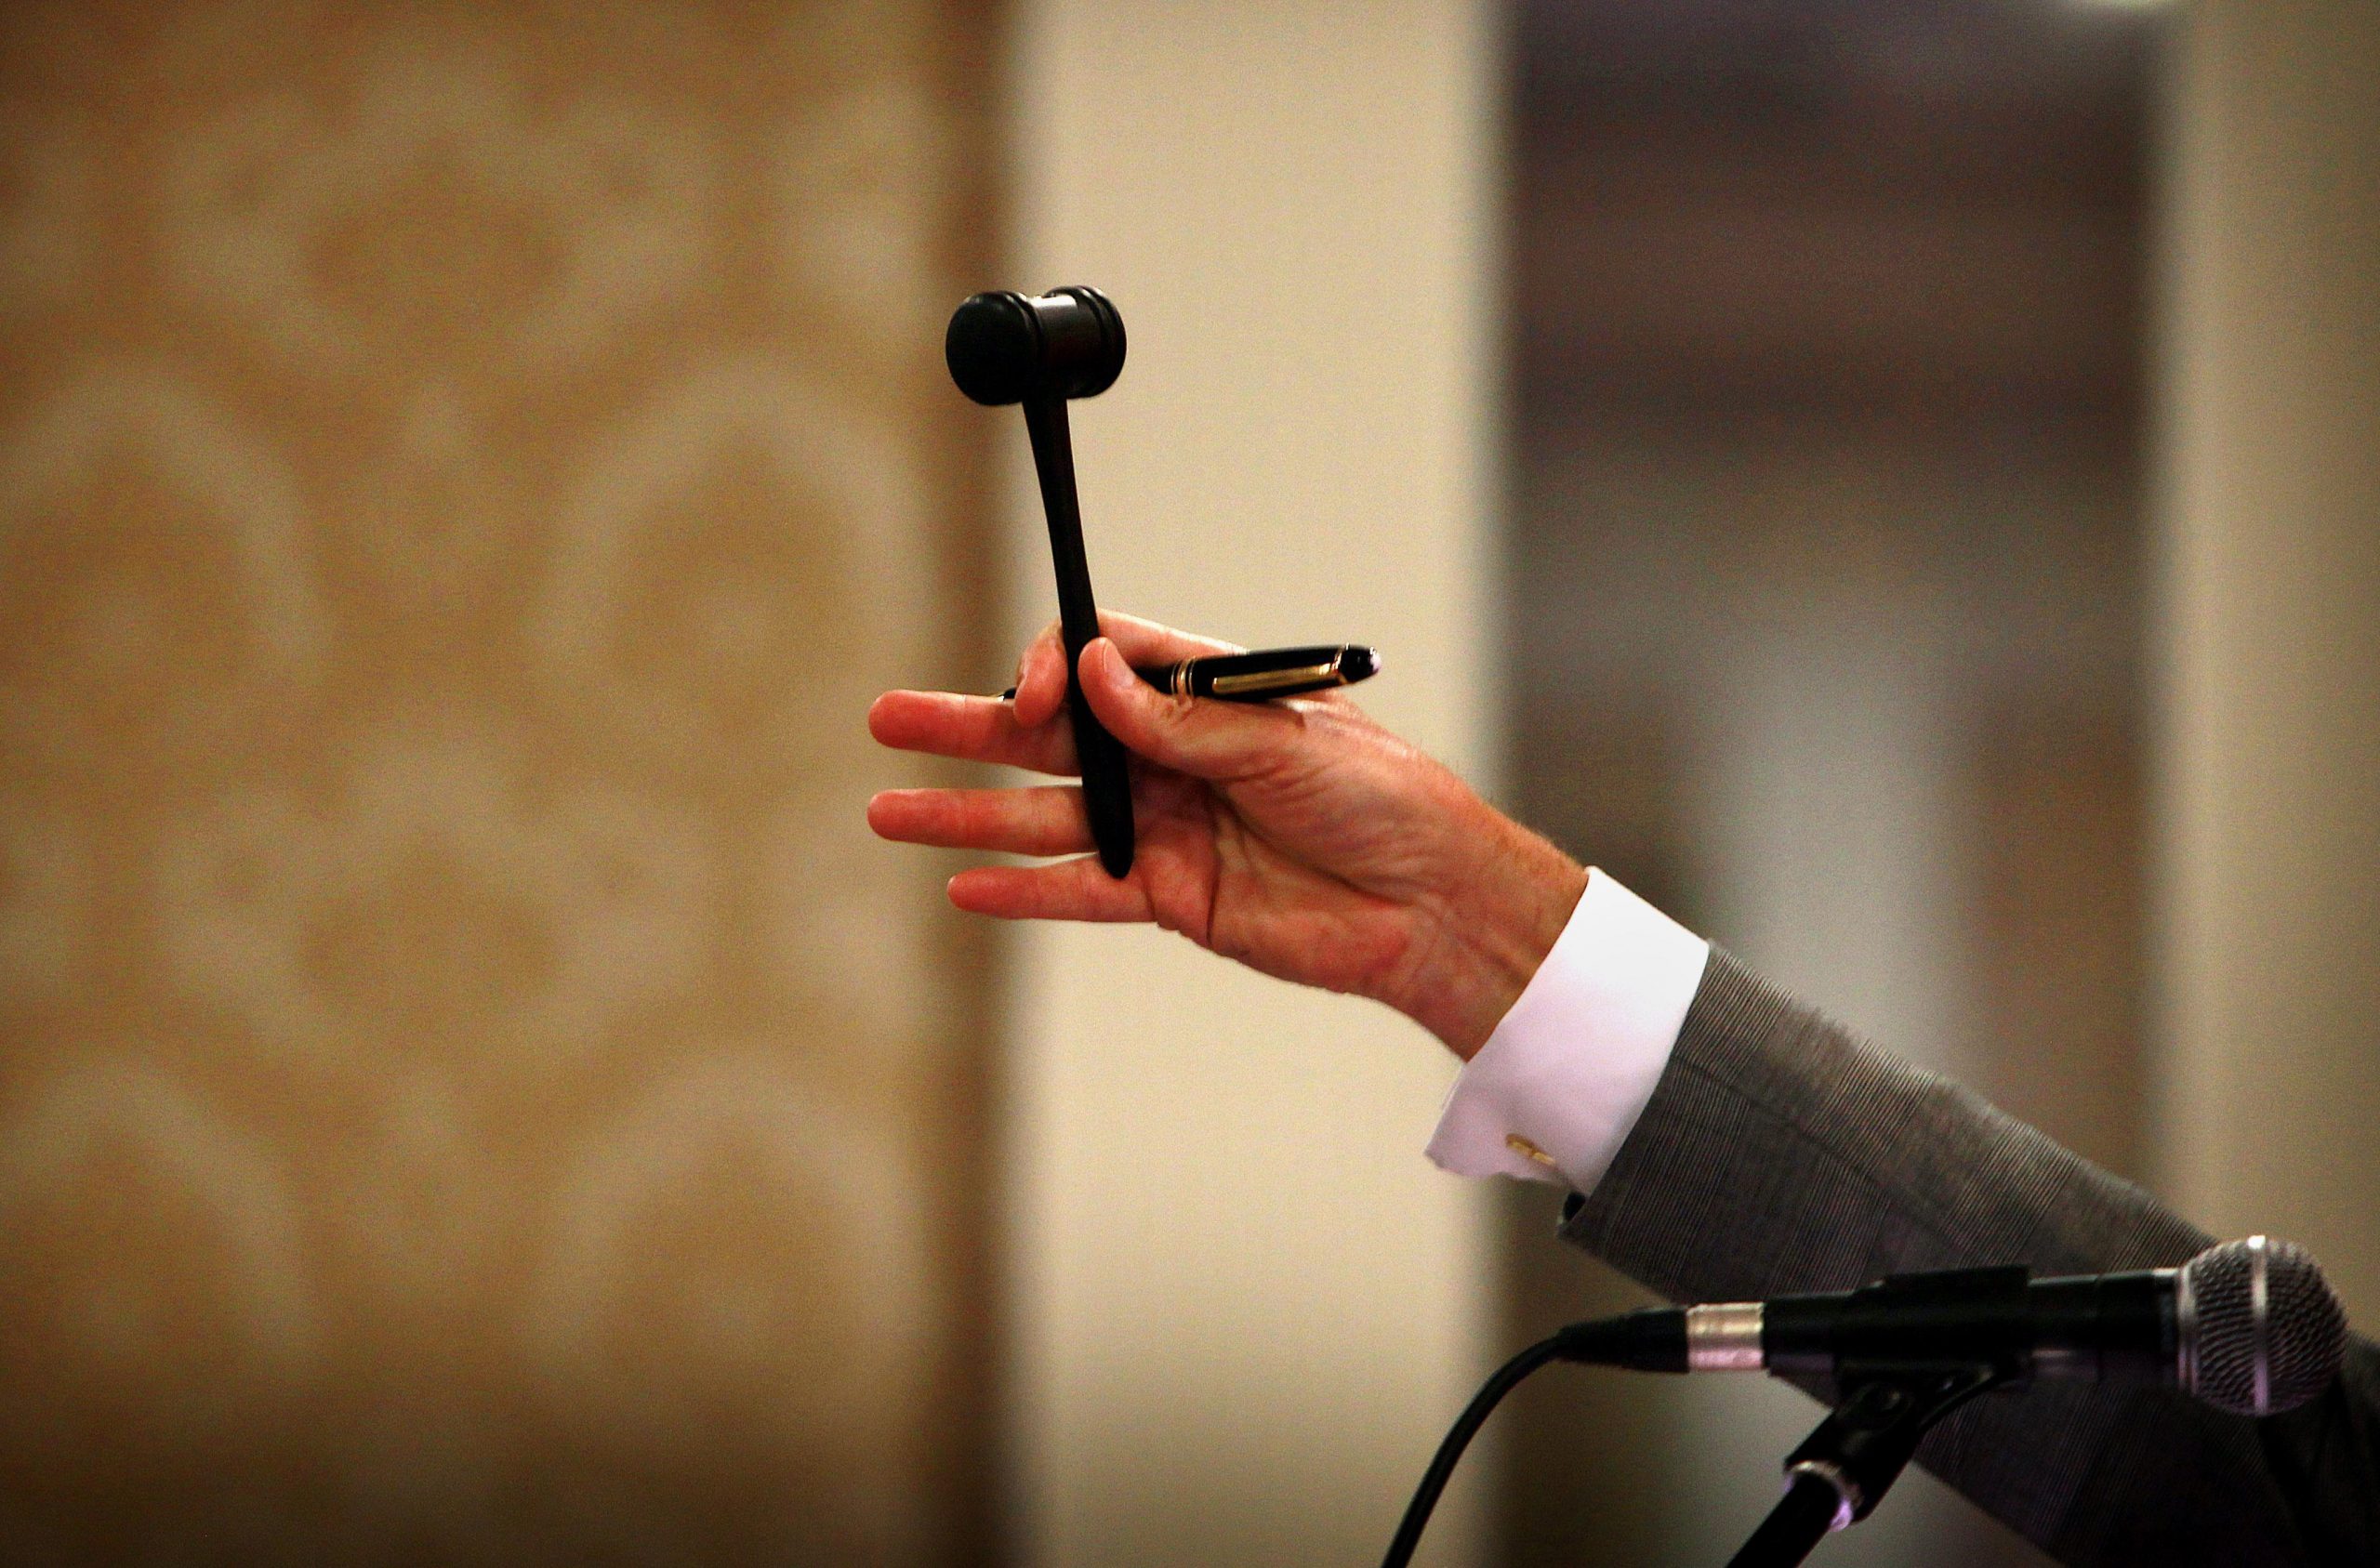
[0,3,998,1561]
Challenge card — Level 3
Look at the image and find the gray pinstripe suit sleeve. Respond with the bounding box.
[1556,947,2380,1565]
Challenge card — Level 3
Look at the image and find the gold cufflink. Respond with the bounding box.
[1506,1133,1556,1168]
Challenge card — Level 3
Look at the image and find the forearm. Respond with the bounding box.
[1385,809,1586,1061]
[1558,951,2380,1564]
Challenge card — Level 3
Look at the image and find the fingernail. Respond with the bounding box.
[1101,645,1140,696]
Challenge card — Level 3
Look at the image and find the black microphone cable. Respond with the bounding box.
[1376,1331,1568,1568]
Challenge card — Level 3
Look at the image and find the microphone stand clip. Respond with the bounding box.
[1727,1359,2014,1568]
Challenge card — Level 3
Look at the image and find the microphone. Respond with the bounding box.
[1559,1235,2347,1416]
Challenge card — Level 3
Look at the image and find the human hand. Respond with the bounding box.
[866,613,1585,1059]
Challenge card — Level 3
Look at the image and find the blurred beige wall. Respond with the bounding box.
[0,4,1000,1561]
[993,2,1501,1564]
[2152,0,2380,1319]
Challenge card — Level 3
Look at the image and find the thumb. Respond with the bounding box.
[1078,637,1297,782]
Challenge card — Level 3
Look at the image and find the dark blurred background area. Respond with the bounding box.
[1500,3,2162,1563]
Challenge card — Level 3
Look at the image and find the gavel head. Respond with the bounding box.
[945,285,1127,406]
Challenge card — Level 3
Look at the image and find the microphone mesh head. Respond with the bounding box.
[2183,1237,2346,1416]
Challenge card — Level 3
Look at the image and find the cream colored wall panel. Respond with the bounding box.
[2150,2,2380,1318]
[998,3,1501,1563]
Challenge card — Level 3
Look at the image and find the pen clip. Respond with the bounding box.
[1209,653,1342,697]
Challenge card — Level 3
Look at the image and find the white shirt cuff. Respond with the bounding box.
[1424,868,1710,1193]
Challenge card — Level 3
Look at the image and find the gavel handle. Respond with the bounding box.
[1024,395,1135,877]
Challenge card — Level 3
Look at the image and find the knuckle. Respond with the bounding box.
[1149,694,1198,740]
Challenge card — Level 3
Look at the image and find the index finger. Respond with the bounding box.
[868,689,1078,774]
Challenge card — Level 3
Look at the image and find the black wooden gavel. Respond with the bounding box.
[945,285,1136,878]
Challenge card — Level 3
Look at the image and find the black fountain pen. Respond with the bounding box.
[1004,644,1379,704]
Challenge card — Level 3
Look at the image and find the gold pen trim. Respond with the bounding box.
[1210,655,1341,697]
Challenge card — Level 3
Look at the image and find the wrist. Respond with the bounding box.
[1393,812,1587,1061]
